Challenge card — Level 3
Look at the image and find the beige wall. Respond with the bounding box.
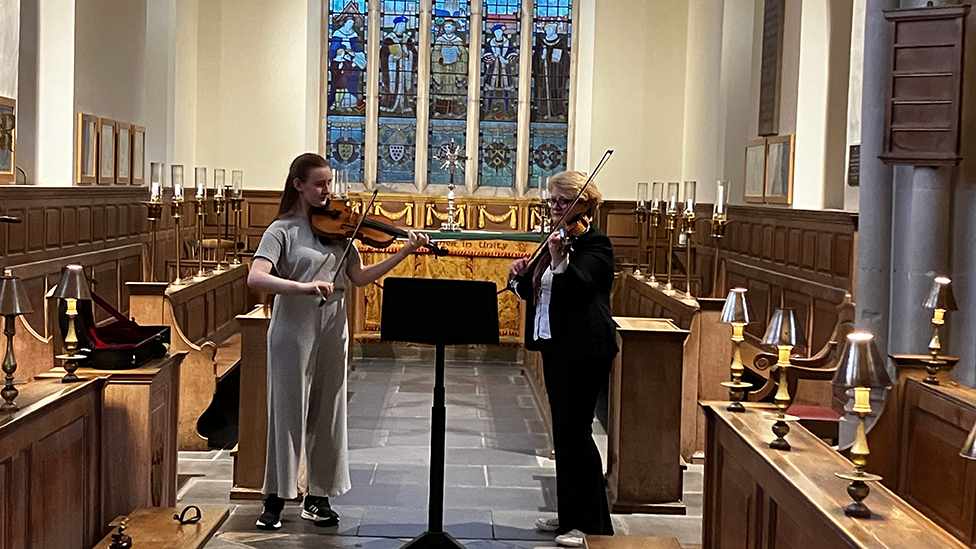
[576,0,689,201]
[193,0,317,191]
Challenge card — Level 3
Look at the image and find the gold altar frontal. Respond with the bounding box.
[351,234,538,344]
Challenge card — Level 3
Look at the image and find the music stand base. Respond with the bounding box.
[400,530,466,549]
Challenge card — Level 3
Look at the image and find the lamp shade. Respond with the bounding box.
[925,276,958,311]
[832,332,892,389]
[0,273,33,316]
[761,308,806,348]
[720,288,753,324]
[52,265,92,300]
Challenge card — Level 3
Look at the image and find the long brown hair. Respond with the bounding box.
[277,153,330,218]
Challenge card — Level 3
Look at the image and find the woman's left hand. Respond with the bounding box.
[404,230,430,253]
[547,231,567,266]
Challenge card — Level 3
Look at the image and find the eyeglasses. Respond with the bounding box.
[547,197,574,208]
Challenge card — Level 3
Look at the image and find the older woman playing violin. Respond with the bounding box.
[508,170,617,546]
[248,153,428,530]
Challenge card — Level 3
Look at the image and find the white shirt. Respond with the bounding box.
[533,256,569,341]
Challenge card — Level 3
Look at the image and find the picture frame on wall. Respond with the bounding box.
[764,134,794,204]
[131,125,145,186]
[744,139,766,203]
[116,122,131,185]
[0,96,15,185]
[77,113,98,185]
[98,118,117,185]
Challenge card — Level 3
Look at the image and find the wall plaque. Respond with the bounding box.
[848,144,860,187]
[758,0,785,137]
[880,5,969,165]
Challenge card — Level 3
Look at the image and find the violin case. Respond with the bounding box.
[57,290,170,370]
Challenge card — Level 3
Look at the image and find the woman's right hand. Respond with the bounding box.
[302,280,334,300]
[509,258,529,280]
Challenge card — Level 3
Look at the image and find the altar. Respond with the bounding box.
[350,231,540,345]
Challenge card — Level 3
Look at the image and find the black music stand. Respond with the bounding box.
[382,278,499,549]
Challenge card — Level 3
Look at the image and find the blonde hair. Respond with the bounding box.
[548,170,602,215]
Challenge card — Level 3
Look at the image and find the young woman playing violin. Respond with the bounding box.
[508,170,617,547]
[249,153,429,530]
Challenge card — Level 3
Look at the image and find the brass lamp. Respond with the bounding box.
[923,276,957,384]
[720,288,753,412]
[53,264,92,383]
[762,307,805,451]
[0,270,33,411]
[832,331,892,518]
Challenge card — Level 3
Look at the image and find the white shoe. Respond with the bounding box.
[535,517,560,532]
[555,529,585,547]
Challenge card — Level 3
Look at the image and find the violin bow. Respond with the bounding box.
[319,189,380,307]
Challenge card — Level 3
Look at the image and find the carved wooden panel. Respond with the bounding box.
[898,379,976,546]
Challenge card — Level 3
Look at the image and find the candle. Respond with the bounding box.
[683,180,697,214]
[715,180,728,217]
[214,169,225,198]
[232,170,243,199]
[172,165,184,200]
[667,182,680,213]
[194,167,206,199]
[150,163,163,202]
[637,182,648,209]
[651,182,663,212]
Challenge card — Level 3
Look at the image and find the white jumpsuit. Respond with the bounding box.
[254,216,357,499]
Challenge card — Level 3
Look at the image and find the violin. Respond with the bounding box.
[309,199,449,257]
[555,213,591,255]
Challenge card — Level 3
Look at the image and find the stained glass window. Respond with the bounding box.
[378,119,417,183]
[479,121,517,187]
[481,0,520,122]
[379,1,420,117]
[531,0,571,123]
[428,119,467,186]
[327,0,368,182]
[430,0,470,120]
[530,0,571,181]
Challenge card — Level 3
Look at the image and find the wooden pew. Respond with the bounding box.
[95,506,229,549]
[702,402,965,548]
[34,352,185,526]
[0,377,105,549]
[127,264,249,450]
[609,272,733,462]
[231,304,270,499]
[866,360,976,547]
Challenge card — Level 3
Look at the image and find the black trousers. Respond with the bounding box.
[540,342,615,536]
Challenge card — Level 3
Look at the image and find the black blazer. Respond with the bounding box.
[516,226,619,357]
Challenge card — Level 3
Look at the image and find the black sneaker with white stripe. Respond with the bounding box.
[301,495,339,526]
[256,494,284,530]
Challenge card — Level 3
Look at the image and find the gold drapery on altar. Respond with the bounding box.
[352,238,536,343]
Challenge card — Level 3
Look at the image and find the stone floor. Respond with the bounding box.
[181,359,703,549]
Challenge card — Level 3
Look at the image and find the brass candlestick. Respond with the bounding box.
[193,194,207,279]
[0,270,33,411]
[719,288,753,412]
[923,276,956,384]
[230,196,243,265]
[762,307,804,451]
[212,193,227,272]
[170,196,186,286]
[710,216,727,297]
[53,265,92,383]
[143,200,164,282]
[664,209,677,293]
[634,204,649,278]
[683,208,696,298]
[647,205,661,284]
[832,332,892,518]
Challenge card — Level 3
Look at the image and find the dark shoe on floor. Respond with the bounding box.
[302,495,340,526]
[256,494,284,530]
